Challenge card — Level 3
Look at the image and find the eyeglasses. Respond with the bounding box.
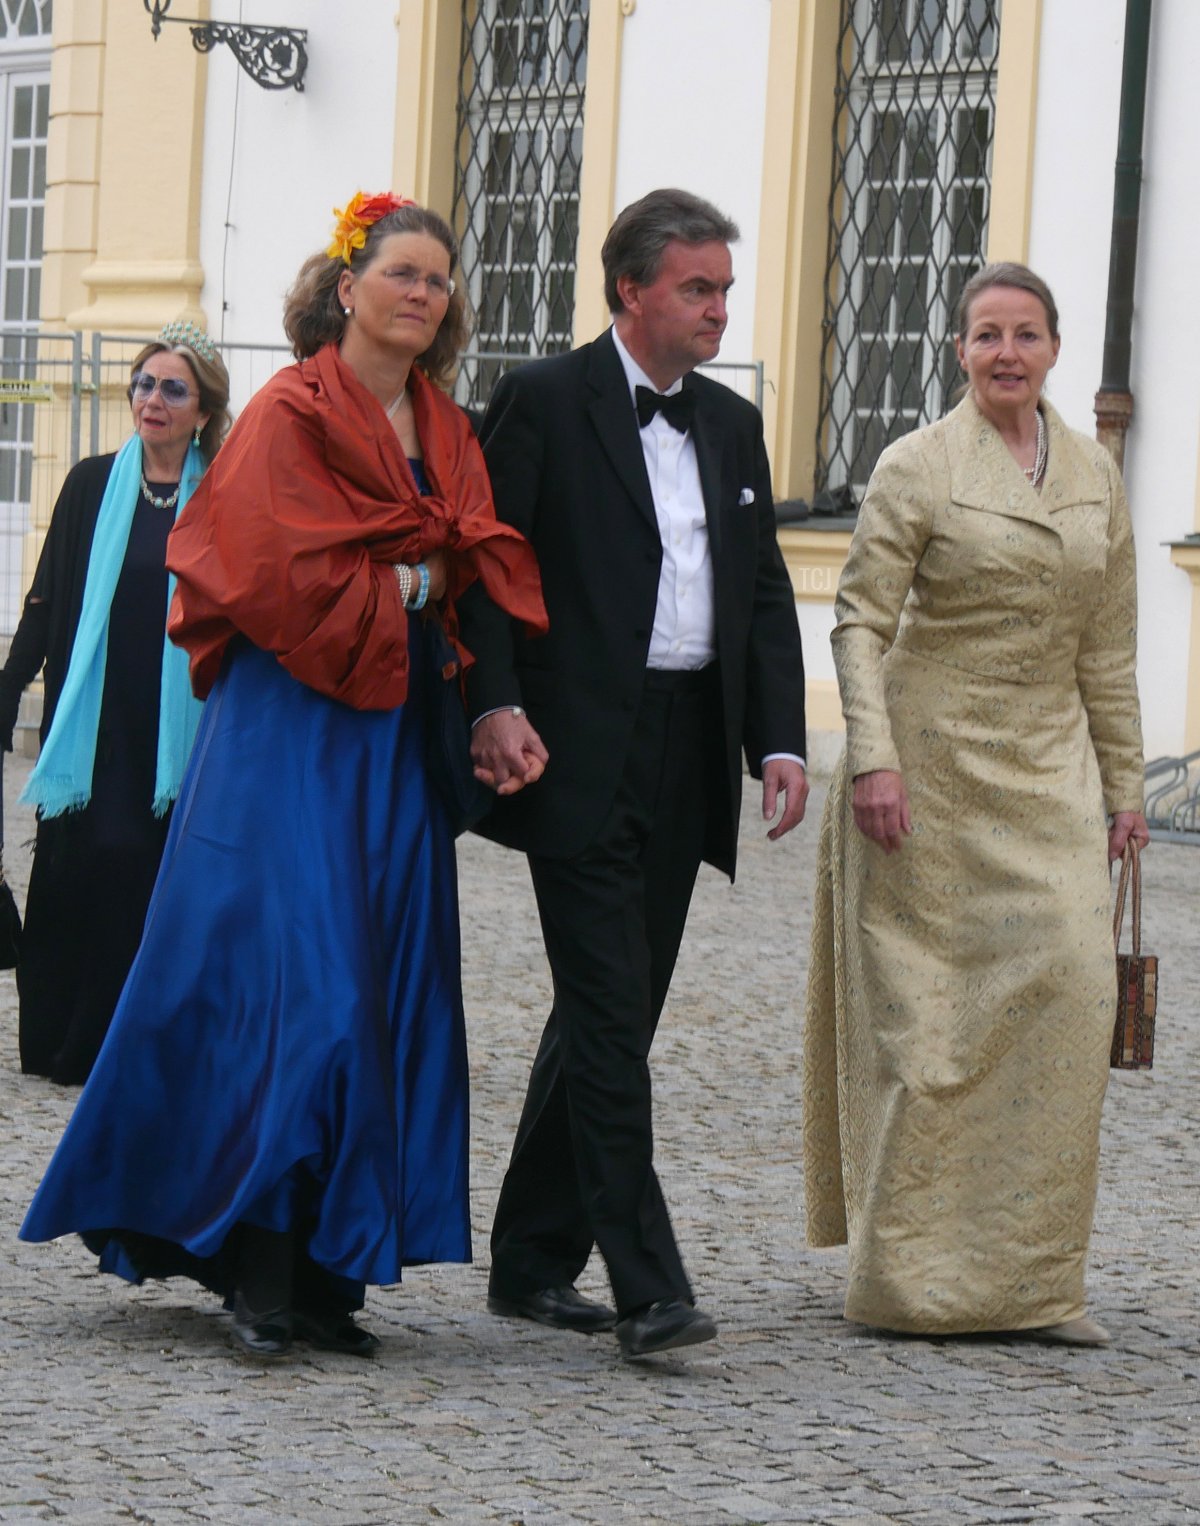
[384,266,456,298]
[129,372,197,408]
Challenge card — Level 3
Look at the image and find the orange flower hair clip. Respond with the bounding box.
[327,191,417,265]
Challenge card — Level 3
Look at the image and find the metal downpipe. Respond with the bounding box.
[1094,0,1153,469]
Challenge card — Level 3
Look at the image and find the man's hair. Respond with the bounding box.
[601,189,740,314]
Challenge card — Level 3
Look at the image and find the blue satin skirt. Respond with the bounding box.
[21,628,471,1300]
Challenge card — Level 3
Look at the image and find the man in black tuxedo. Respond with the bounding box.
[459,188,808,1359]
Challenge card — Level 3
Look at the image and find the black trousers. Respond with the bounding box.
[489,666,725,1317]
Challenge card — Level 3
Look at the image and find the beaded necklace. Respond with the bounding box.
[140,474,180,511]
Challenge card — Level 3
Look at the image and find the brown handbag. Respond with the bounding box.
[1110,838,1156,1070]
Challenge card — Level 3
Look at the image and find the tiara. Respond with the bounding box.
[327,190,417,265]
[158,319,218,365]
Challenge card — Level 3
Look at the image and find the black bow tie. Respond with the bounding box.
[635,385,696,433]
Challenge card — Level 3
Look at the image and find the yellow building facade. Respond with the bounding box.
[23,0,1200,763]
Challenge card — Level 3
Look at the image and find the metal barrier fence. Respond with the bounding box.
[0,327,295,638]
[82,334,294,462]
[0,326,766,642]
[1145,751,1200,845]
[0,326,84,634]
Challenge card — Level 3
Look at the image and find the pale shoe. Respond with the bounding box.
[1023,1316,1110,1347]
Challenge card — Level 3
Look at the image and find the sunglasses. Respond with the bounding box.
[129,372,197,408]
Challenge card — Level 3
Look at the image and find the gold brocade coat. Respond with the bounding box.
[802,393,1144,1334]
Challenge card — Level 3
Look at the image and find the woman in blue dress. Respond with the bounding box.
[20,194,547,1358]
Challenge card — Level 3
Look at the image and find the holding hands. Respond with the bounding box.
[471,708,548,796]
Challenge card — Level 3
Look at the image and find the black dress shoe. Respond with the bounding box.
[231,1291,292,1357]
[487,1283,617,1333]
[292,1307,381,1356]
[615,1299,717,1359]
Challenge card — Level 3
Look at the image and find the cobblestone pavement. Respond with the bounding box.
[1,752,1197,1525]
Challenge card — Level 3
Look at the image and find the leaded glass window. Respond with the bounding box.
[0,72,47,512]
[2,75,46,333]
[0,0,51,38]
[0,0,49,626]
[816,0,1000,501]
[453,0,588,409]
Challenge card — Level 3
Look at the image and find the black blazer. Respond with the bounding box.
[0,454,115,751]
[458,330,806,879]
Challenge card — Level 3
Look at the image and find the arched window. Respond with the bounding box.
[816,0,1000,501]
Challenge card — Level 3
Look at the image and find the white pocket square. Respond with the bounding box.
[738,487,755,506]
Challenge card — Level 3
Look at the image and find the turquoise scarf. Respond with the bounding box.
[22,435,206,819]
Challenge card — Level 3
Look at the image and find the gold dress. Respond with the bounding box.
[802,394,1144,1334]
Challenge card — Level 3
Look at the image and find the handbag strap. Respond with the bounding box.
[1112,837,1142,956]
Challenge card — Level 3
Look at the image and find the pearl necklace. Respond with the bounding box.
[1023,408,1047,486]
[141,474,180,510]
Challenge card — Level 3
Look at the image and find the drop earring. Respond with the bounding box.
[193,426,201,447]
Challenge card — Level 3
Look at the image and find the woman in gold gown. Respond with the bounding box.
[803,263,1149,1345]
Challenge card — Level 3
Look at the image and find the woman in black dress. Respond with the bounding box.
[0,323,231,1083]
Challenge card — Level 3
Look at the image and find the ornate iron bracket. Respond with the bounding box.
[144,1,308,92]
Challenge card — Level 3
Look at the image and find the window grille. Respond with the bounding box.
[0,67,47,628]
[0,0,52,39]
[452,0,588,411]
[815,0,1000,502]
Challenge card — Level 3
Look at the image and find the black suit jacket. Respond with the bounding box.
[458,329,806,879]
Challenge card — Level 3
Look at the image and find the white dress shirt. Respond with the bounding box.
[612,329,804,771]
[612,328,715,670]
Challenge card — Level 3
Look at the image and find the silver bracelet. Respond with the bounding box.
[469,705,526,728]
[393,563,412,607]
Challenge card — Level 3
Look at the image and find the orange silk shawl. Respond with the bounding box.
[166,342,546,709]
